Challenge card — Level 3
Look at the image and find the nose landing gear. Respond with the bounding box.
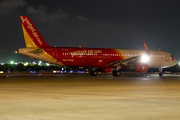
[159,68,163,76]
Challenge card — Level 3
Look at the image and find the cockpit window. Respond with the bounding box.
[171,55,174,58]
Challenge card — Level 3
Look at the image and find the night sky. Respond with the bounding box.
[1,0,180,63]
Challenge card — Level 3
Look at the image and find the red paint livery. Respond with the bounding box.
[18,16,177,76]
[43,47,125,68]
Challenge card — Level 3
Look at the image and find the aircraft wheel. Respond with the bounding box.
[113,70,121,76]
[159,72,163,76]
[116,71,121,76]
[91,70,98,76]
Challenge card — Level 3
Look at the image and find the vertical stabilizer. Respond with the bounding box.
[143,41,150,55]
[20,16,51,48]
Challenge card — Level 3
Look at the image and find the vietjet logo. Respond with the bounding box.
[21,16,42,46]
[70,50,102,58]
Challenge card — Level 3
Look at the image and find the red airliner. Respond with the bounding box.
[17,16,177,76]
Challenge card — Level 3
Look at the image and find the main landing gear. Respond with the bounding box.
[113,65,121,76]
[90,67,98,76]
[90,66,122,77]
[112,70,121,76]
[90,70,98,76]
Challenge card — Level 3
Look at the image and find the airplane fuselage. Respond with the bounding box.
[18,16,177,76]
[18,47,177,69]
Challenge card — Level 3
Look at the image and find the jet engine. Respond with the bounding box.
[128,63,148,73]
[135,63,148,73]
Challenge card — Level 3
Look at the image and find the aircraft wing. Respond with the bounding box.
[106,55,140,67]
[106,41,149,67]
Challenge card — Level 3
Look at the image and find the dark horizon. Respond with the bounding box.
[0,0,180,63]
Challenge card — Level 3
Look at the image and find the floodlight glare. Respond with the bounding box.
[141,54,149,63]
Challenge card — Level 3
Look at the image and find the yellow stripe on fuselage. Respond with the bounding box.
[43,50,64,66]
[114,49,126,59]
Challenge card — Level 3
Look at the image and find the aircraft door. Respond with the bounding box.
[165,56,169,61]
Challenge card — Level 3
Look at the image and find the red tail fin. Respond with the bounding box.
[143,41,150,55]
[20,16,51,48]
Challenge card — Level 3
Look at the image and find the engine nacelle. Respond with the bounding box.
[135,63,148,73]
[100,68,113,73]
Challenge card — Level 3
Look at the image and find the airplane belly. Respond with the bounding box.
[147,57,169,68]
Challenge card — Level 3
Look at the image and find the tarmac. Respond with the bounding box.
[0,72,180,120]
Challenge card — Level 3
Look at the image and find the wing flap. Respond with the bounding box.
[106,56,140,66]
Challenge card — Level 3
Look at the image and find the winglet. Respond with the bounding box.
[143,41,150,55]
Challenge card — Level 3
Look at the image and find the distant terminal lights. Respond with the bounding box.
[1,63,5,65]
[0,61,51,66]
